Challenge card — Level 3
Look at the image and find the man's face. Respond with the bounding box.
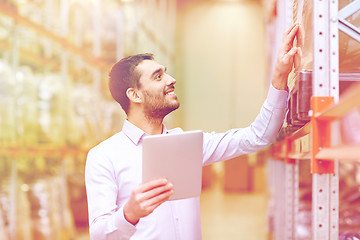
[136,60,180,119]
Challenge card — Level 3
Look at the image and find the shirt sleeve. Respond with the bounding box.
[202,84,289,165]
[85,148,136,240]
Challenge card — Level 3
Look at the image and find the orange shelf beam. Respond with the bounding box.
[316,145,360,161]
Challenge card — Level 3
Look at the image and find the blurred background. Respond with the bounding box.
[0,0,285,239]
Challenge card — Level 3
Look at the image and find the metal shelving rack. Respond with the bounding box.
[265,0,360,239]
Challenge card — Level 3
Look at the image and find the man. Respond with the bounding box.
[85,23,303,240]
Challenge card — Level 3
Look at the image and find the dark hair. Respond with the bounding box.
[109,53,154,114]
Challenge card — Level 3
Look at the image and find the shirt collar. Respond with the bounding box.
[122,119,168,145]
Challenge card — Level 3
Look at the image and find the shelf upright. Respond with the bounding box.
[9,154,17,240]
[9,20,20,240]
[284,137,299,240]
[60,0,71,238]
[92,0,103,143]
[266,0,360,238]
[311,0,339,238]
[271,142,286,240]
[270,139,300,240]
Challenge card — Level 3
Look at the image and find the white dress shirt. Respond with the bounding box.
[85,85,288,240]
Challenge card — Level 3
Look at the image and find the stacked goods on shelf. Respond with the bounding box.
[25,176,73,240]
[341,108,360,147]
[0,12,74,238]
[0,12,16,238]
[294,162,360,239]
[96,1,120,62]
[37,74,65,145]
[0,0,178,238]
[286,0,360,130]
[11,63,75,239]
[266,0,360,239]
[67,1,95,51]
[292,1,360,237]
[0,56,16,240]
[338,164,360,239]
[301,0,360,72]
[17,67,40,145]
[338,104,360,239]
[274,107,360,240]
[338,0,360,72]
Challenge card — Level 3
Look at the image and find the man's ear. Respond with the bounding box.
[126,88,142,104]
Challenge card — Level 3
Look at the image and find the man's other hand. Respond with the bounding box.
[124,178,174,225]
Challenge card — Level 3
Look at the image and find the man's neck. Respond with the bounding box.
[127,113,164,135]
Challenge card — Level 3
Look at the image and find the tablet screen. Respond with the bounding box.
[142,130,203,200]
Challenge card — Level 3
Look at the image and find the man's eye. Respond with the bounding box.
[155,74,162,80]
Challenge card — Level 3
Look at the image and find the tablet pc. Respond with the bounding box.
[142,130,203,200]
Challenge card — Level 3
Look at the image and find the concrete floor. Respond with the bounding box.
[200,181,268,240]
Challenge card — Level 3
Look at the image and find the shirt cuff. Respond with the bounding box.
[266,84,289,109]
[114,205,137,238]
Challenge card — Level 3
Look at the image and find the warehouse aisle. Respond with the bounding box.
[200,181,267,240]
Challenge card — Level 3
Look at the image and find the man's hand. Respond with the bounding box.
[123,178,174,225]
[272,23,304,90]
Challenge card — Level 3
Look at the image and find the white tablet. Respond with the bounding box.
[142,130,203,200]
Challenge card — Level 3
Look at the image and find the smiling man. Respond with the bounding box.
[85,23,303,240]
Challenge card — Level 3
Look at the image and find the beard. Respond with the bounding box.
[142,89,180,119]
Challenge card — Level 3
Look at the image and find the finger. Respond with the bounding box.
[297,24,305,49]
[141,182,174,201]
[138,178,168,192]
[140,194,172,217]
[284,22,298,36]
[282,47,297,65]
[280,24,299,51]
[285,24,299,47]
[150,195,172,211]
[137,189,174,217]
[145,189,174,208]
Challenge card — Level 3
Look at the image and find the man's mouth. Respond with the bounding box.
[165,88,176,95]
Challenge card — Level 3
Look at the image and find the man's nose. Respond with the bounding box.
[166,74,176,85]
